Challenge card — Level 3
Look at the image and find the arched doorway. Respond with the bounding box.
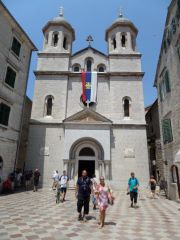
[78,147,95,178]
[69,138,104,180]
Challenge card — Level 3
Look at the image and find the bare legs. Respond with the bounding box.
[151,190,156,199]
[99,209,106,228]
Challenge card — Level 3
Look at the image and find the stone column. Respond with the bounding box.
[63,159,69,172]
[102,161,105,178]
[104,160,110,180]
[98,161,102,177]
[70,160,75,179]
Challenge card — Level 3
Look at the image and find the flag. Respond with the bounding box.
[81,71,97,103]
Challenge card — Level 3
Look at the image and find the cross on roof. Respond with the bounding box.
[118,7,123,18]
[86,35,93,47]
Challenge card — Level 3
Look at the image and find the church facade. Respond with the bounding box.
[26,9,149,188]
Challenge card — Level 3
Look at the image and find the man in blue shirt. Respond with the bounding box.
[76,170,92,222]
[127,172,139,208]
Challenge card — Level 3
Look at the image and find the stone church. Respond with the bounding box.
[26,9,149,188]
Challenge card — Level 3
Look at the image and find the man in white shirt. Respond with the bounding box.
[59,170,69,202]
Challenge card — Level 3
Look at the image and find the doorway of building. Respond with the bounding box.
[78,160,95,178]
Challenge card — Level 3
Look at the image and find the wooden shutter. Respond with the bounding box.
[162,119,173,144]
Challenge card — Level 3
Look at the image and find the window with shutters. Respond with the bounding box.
[0,103,11,126]
[159,70,171,101]
[5,66,16,88]
[11,37,21,57]
[162,119,173,144]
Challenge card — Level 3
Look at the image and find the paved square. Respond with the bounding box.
[0,189,180,240]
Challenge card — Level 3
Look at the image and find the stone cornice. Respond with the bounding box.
[37,52,70,57]
[109,53,142,57]
[29,119,63,126]
[113,123,146,129]
[29,119,146,128]
[34,70,144,77]
[63,122,112,126]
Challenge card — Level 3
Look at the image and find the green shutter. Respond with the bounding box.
[165,70,171,92]
[162,119,173,144]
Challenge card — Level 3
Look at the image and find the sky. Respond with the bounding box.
[2,0,171,107]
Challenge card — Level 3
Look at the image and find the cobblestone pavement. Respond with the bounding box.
[0,189,180,240]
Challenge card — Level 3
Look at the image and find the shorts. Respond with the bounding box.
[61,187,67,193]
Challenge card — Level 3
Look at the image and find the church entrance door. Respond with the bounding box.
[78,160,95,178]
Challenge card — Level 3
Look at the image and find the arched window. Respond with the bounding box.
[63,37,68,50]
[79,147,95,156]
[113,37,117,49]
[98,64,106,72]
[99,67,104,72]
[73,64,81,72]
[124,99,130,117]
[45,95,54,116]
[74,66,79,72]
[87,59,92,72]
[121,34,126,47]
[123,97,131,118]
[52,32,59,47]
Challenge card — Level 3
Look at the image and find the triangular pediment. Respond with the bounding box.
[72,46,107,58]
[63,108,112,124]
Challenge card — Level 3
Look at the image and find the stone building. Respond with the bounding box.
[145,100,164,182]
[26,9,149,189]
[16,97,32,171]
[0,2,36,181]
[154,0,180,200]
